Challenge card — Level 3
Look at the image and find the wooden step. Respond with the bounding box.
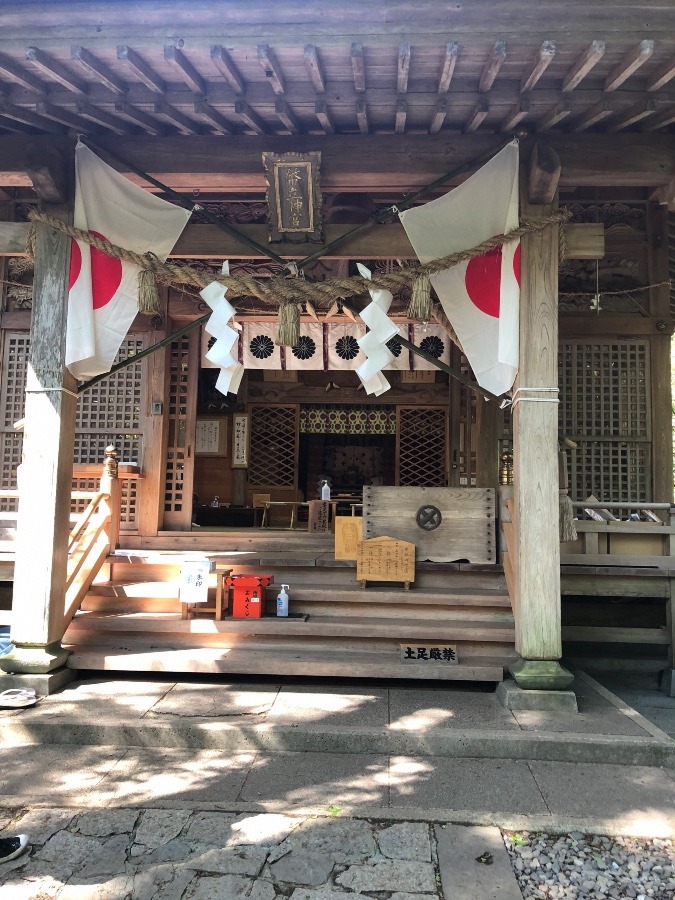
[64,633,509,681]
[68,610,515,643]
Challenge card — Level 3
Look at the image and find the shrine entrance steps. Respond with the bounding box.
[63,530,516,683]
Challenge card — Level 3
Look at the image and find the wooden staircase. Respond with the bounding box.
[63,533,516,682]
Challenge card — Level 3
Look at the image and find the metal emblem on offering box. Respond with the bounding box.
[262,151,323,243]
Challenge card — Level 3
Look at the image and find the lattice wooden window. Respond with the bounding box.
[0,333,30,510]
[163,335,195,517]
[75,338,144,464]
[559,341,651,502]
[248,405,298,488]
[0,331,146,524]
[396,406,449,487]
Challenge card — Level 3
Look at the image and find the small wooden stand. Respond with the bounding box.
[356,536,415,590]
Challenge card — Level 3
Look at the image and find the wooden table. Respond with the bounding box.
[261,501,309,529]
[182,565,231,620]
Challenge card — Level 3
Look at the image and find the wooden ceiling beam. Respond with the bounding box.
[164,46,207,96]
[465,98,489,132]
[0,115,38,135]
[75,101,137,134]
[356,98,368,133]
[351,44,365,93]
[257,44,285,95]
[36,100,95,132]
[607,98,657,132]
[571,97,616,132]
[501,95,529,132]
[429,97,447,134]
[537,97,572,132]
[304,45,325,94]
[562,41,605,92]
[192,99,233,134]
[397,43,411,94]
[528,140,560,204]
[438,42,459,94]
[234,100,266,134]
[314,100,335,134]
[275,98,300,134]
[210,46,244,95]
[394,97,406,133]
[117,45,165,94]
[114,100,167,134]
[521,41,556,92]
[154,98,203,134]
[604,40,654,92]
[642,105,675,132]
[647,55,675,92]
[0,51,45,95]
[25,47,86,95]
[0,100,64,134]
[71,46,127,96]
[479,41,506,92]
[25,143,67,203]
[1,134,673,193]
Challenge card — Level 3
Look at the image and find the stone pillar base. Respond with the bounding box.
[660,667,675,698]
[508,658,575,691]
[0,665,75,696]
[497,678,578,712]
[0,642,70,675]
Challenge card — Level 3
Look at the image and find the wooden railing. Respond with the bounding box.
[562,501,675,569]
[1,447,121,629]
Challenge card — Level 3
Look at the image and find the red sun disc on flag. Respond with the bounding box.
[513,243,521,285]
[68,232,123,309]
[465,247,502,318]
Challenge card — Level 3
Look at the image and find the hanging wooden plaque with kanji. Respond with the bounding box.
[262,151,323,243]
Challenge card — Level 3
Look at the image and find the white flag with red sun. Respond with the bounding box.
[399,140,520,396]
[66,141,191,380]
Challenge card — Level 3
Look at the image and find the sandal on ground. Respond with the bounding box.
[0,689,37,709]
[0,834,29,863]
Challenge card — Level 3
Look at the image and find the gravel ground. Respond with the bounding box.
[503,831,675,900]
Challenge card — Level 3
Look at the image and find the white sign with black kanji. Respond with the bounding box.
[400,644,458,664]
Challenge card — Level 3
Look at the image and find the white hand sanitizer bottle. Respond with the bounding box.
[276,584,289,617]
[321,480,331,501]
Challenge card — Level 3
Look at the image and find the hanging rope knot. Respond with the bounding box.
[276,299,301,348]
[407,271,433,321]
[137,252,162,315]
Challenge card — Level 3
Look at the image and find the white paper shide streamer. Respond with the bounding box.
[200,262,244,395]
[355,263,400,396]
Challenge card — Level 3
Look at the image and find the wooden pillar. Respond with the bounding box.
[475,397,500,488]
[0,145,76,675]
[508,142,572,691]
[646,202,673,503]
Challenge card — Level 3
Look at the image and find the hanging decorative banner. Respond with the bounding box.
[262,151,323,243]
[327,323,366,371]
[354,263,398,396]
[285,322,325,370]
[412,324,451,371]
[242,322,282,369]
[384,333,411,370]
[200,263,245,395]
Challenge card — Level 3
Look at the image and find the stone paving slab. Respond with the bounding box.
[435,823,523,900]
[265,685,389,728]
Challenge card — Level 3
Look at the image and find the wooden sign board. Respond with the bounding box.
[264,370,298,382]
[335,516,363,560]
[308,500,330,533]
[232,413,249,468]
[400,643,458,664]
[356,536,415,589]
[401,371,436,383]
[363,486,496,564]
[262,151,323,243]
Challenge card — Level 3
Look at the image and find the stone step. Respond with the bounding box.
[68,610,515,644]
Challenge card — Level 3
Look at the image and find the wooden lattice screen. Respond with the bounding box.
[162,332,197,529]
[559,340,651,502]
[396,406,449,486]
[248,404,298,488]
[0,332,146,530]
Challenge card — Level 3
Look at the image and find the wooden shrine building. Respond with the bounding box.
[0,0,674,698]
